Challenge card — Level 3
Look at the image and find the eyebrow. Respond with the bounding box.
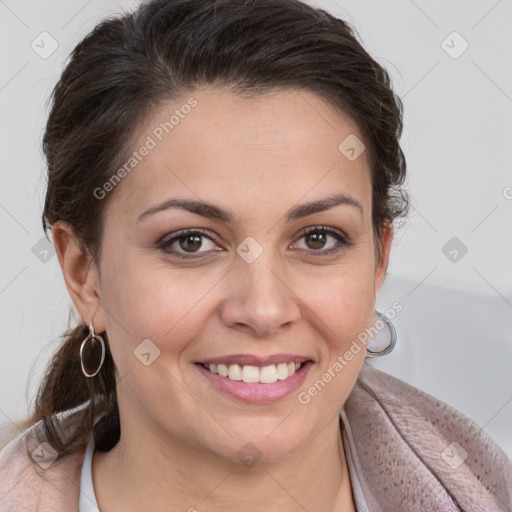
[136,192,363,224]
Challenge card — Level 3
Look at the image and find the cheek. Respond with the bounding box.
[99,252,217,366]
[308,258,376,342]
[298,269,373,411]
[98,258,207,416]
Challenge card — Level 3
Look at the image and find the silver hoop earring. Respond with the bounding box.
[365,311,397,358]
[80,321,105,377]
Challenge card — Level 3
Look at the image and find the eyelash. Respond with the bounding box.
[157,226,352,260]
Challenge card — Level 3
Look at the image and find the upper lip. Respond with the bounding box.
[199,354,313,367]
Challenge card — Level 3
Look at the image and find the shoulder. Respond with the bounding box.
[0,408,88,512]
[343,364,512,511]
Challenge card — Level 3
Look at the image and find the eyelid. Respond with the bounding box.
[158,225,353,258]
[157,228,221,258]
[294,225,350,243]
[291,225,353,255]
[158,228,219,246]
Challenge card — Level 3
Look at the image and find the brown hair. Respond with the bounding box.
[26,0,408,457]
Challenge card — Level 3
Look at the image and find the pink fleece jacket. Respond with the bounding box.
[0,365,511,511]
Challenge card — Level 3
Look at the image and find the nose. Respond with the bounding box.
[220,252,301,338]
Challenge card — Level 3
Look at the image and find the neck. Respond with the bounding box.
[92,414,355,512]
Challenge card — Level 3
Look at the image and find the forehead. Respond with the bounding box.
[108,87,372,224]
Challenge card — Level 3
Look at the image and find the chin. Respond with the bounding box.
[202,417,313,466]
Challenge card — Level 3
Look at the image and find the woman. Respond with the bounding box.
[0,0,510,510]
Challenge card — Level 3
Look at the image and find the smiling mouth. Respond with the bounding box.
[199,361,306,384]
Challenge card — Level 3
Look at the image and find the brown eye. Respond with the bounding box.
[294,227,350,255]
[159,229,220,258]
[304,230,329,250]
[179,234,203,252]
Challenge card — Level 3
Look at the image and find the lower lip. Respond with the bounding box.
[195,362,313,403]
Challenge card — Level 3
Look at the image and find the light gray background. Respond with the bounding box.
[1,0,511,458]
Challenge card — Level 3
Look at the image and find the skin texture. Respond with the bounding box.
[52,86,393,511]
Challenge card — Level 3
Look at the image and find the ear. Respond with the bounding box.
[51,220,106,332]
[374,221,393,296]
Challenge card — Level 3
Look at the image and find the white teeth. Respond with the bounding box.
[242,365,260,383]
[228,364,243,381]
[260,365,278,384]
[218,363,229,377]
[276,362,288,380]
[204,361,304,383]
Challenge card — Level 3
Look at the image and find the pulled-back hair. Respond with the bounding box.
[27,0,408,457]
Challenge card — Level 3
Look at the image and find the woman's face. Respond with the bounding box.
[87,87,391,462]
